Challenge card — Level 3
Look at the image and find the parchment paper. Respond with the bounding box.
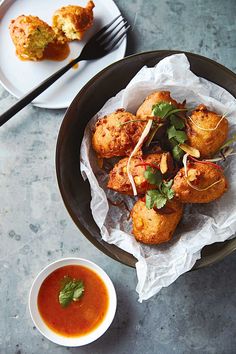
[80,54,236,302]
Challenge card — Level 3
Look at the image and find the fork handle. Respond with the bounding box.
[0,56,81,127]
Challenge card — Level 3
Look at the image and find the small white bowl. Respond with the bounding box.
[29,257,117,347]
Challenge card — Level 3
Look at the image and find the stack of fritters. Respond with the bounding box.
[92,91,228,245]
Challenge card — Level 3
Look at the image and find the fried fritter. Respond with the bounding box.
[136,91,184,118]
[92,109,147,158]
[52,1,95,42]
[172,161,227,203]
[131,199,183,244]
[107,152,173,195]
[9,15,55,60]
[186,104,229,158]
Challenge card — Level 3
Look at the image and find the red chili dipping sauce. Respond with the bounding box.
[37,265,109,337]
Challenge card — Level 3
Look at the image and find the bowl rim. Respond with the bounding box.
[28,257,117,347]
[56,49,236,270]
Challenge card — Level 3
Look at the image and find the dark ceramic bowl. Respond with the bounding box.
[56,50,236,269]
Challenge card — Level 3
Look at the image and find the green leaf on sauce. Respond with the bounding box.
[59,277,84,308]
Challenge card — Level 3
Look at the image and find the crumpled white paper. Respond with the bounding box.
[80,54,236,302]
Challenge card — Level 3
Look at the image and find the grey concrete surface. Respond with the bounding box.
[0,0,236,353]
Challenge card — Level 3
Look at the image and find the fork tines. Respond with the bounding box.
[106,22,130,51]
[96,15,130,50]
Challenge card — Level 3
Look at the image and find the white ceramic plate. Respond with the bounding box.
[0,0,127,109]
[29,258,117,346]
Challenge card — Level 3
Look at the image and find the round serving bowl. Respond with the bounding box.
[56,50,236,269]
[29,258,117,346]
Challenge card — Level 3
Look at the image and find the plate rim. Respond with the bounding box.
[56,49,236,269]
[0,0,127,109]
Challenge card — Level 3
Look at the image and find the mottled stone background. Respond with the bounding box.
[0,0,236,353]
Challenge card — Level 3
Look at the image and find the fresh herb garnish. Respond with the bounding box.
[145,180,174,209]
[147,102,188,154]
[144,166,162,185]
[59,277,84,308]
[167,125,187,143]
[146,189,167,209]
[152,102,187,119]
[152,102,176,118]
[172,144,185,161]
[170,115,185,129]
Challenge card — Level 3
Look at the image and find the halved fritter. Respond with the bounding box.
[131,199,183,245]
[107,152,173,195]
[186,104,229,158]
[172,160,227,203]
[9,15,55,61]
[52,1,95,42]
[92,109,147,159]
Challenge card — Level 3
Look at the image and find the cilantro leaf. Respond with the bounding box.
[162,179,173,189]
[167,125,177,140]
[160,180,174,200]
[152,102,187,119]
[175,130,187,144]
[59,278,84,308]
[153,194,167,209]
[146,190,166,209]
[170,115,185,129]
[172,145,184,161]
[146,190,158,209]
[145,180,175,210]
[169,137,178,147]
[167,125,187,144]
[152,102,175,118]
[144,166,162,185]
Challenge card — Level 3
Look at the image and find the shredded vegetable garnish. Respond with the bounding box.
[220,133,236,150]
[204,148,236,162]
[182,154,223,191]
[189,155,223,170]
[119,119,148,126]
[135,162,160,169]
[186,179,223,191]
[179,143,200,158]
[188,113,226,131]
[204,152,236,162]
[127,119,153,196]
[145,123,164,147]
[183,153,188,176]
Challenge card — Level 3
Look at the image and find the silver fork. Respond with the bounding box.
[0,15,130,127]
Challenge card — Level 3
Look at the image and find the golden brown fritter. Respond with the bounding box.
[172,161,227,203]
[92,109,147,159]
[9,15,55,60]
[107,152,173,195]
[186,104,229,158]
[52,1,95,42]
[131,199,183,245]
[136,91,184,119]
